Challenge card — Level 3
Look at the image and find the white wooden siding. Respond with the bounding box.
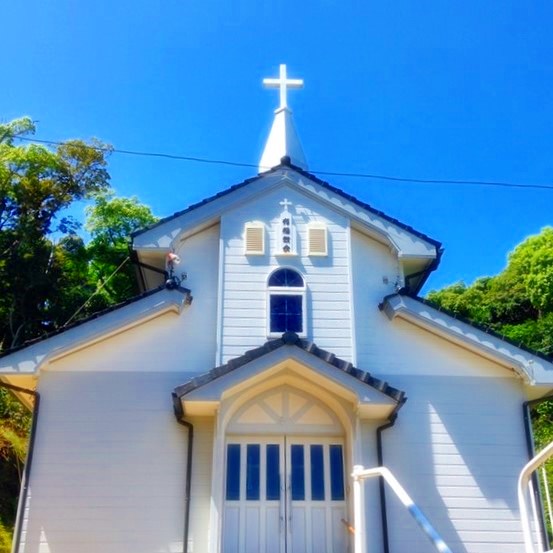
[12,186,541,553]
[377,376,527,553]
[219,185,353,363]
[50,225,220,375]
[351,229,528,553]
[21,371,188,553]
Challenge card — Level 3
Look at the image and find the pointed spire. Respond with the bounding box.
[259,65,308,172]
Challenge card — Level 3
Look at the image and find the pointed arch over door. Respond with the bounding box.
[227,385,343,436]
[222,385,349,553]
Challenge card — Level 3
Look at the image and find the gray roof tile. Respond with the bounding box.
[0,283,192,359]
[174,331,405,402]
[132,158,442,251]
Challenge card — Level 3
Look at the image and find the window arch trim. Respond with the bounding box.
[267,267,306,338]
[267,267,305,289]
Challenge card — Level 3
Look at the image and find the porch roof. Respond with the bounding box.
[174,331,405,404]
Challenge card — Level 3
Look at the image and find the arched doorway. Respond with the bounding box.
[221,385,350,553]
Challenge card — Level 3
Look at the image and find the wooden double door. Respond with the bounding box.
[222,436,348,553]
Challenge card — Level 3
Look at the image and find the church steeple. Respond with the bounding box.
[259,64,308,172]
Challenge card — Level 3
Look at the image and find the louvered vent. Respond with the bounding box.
[308,225,327,256]
[245,224,264,255]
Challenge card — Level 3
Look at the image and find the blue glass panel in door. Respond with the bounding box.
[330,444,345,500]
[246,444,260,500]
[266,444,280,500]
[226,444,240,500]
[310,445,325,500]
[291,445,305,500]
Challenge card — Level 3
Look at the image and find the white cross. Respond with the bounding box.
[280,198,293,211]
[263,64,304,109]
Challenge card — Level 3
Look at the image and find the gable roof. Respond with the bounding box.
[380,292,553,385]
[133,158,442,292]
[133,157,441,250]
[131,156,442,250]
[0,283,192,374]
[174,330,405,403]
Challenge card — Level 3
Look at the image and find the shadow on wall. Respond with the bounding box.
[381,375,527,553]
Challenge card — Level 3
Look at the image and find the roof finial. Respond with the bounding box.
[263,64,304,110]
[259,64,308,172]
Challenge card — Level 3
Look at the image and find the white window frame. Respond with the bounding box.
[266,267,306,338]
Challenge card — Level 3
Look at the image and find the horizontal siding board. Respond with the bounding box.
[368,367,527,551]
[22,371,189,553]
[220,185,353,359]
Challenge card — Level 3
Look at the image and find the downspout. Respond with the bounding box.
[522,392,553,551]
[0,381,40,553]
[404,247,443,296]
[129,248,168,293]
[376,397,407,553]
[172,392,194,553]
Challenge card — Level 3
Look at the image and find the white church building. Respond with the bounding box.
[2,65,553,553]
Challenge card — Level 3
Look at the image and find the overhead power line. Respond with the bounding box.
[62,257,130,328]
[14,135,553,191]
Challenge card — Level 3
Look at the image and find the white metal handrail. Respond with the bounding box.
[518,441,553,553]
[351,465,453,553]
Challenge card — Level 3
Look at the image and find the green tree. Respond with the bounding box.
[85,192,158,305]
[0,388,30,553]
[0,117,111,350]
[0,119,159,552]
[507,228,553,316]
[427,227,553,336]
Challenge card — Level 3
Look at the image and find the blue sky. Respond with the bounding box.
[3,1,553,293]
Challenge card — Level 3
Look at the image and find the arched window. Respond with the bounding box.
[267,268,306,336]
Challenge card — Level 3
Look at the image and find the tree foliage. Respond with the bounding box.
[0,388,30,551]
[427,227,553,357]
[0,117,112,350]
[85,192,158,305]
[0,118,158,549]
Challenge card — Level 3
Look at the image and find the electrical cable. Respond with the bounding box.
[62,256,130,327]
[14,135,553,190]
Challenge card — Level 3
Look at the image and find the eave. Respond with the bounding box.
[0,285,192,376]
[132,160,441,289]
[174,332,405,420]
[381,293,553,385]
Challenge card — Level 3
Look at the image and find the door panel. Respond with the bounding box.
[287,439,348,553]
[223,440,285,553]
[223,437,347,553]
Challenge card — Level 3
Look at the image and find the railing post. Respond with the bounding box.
[352,465,453,553]
[529,479,545,553]
[353,465,364,553]
[518,441,553,553]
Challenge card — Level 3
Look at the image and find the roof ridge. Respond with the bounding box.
[174,331,405,402]
[131,161,441,250]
